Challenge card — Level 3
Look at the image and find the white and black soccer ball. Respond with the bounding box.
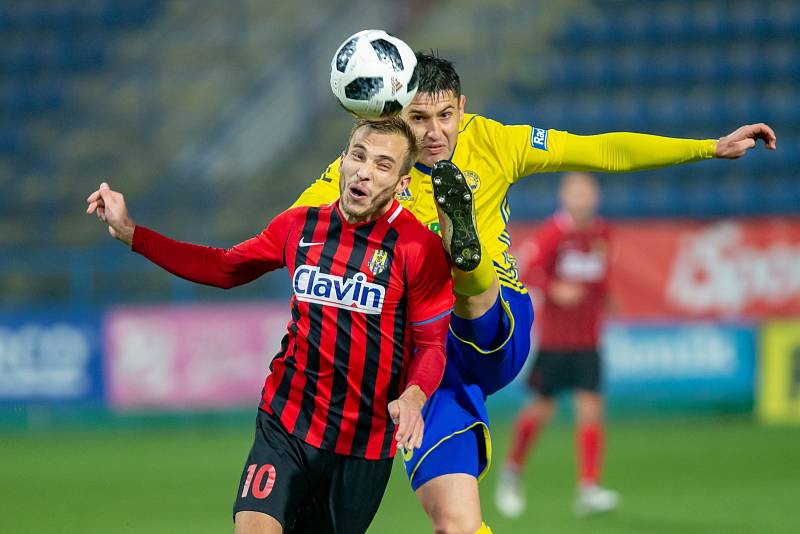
[330,29,418,119]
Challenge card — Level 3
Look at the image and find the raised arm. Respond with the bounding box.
[86,182,288,289]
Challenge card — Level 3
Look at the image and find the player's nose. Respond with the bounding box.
[355,166,373,181]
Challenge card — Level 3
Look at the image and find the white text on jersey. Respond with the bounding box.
[293,265,385,314]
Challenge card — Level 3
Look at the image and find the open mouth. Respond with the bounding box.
[348,184,368,199]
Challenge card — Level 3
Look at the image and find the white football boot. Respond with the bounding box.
[574,484,620,516]
[494,466,526,519]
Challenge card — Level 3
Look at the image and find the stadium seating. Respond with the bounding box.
[1,0,797,306]
[490,0,800,220]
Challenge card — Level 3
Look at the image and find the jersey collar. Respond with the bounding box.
[334,198,403,226]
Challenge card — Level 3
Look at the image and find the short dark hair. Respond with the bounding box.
[346,116,420,175]
[414,51,461,98]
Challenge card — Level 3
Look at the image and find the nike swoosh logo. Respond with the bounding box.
[299,237,325,248]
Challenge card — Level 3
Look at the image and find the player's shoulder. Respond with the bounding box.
[277,203,332,223]
[459,113,505,136]
[320,156,342,181]
[391,207,440,245]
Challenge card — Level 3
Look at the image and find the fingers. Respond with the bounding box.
[86,183,111,214]
[752,123,777,149]
[410,417,424,449]
[87,197,105,214]
[388,400,400,424]
[403,417,418,450]
[390,399,425,450]
[395,404,411,448]
[87,189,101,203]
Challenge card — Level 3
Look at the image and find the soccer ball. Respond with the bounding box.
[330,29,418,119]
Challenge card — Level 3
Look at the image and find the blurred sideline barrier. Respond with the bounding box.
[104,303,288,410]
[0,309,104,405]
[603,321,755,410]
[758,321,800,424]
[2,308,759,424]
[489,321,757,415]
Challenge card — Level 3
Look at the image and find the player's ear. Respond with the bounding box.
[458,94,466,114]
[395,174,411,194]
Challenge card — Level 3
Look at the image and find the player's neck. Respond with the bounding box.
[339,199,394,225]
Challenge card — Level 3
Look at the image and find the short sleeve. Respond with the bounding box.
[405,234,454,325]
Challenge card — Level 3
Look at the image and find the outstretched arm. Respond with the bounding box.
[558,123,776,172]
[86,182,286,288]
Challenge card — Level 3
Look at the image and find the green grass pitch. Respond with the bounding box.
[3,416,799,533]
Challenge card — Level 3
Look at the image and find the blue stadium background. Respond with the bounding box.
[1,0,796,308]
[2,2,799,533]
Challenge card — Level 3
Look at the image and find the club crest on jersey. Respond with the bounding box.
[530,126,549,151]
[293,265,385,314]
[367,249,390,275]
[463,170,481,191]
[396,186,414,201]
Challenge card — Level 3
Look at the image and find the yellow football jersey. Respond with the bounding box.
[292,114,717,292]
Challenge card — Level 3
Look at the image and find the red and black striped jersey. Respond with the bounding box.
[132,199,454,459]
[524,212,612,350]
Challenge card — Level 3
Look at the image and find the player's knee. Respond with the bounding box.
[430,510,482,534]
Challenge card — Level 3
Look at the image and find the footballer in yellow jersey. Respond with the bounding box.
[293,52,776,533]
[295,111,722,292]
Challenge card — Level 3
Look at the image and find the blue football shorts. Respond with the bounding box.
[404,285,534,490]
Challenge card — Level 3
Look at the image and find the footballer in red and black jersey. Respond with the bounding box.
[524,211,612,351]
[132,198,454,459]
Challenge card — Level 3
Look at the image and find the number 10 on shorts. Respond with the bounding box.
[241,464,277,499]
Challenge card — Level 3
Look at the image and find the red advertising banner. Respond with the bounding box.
[509,217,800,319]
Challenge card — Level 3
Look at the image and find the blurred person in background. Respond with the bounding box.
[495,172,618,518]
[296,50,777,534]
[86,117,455,534]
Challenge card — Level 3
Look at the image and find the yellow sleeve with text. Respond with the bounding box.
[487,120,717,182]
[290,157,341,209]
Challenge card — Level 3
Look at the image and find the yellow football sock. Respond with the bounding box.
[453,246,495,296]
[475,521,493,533]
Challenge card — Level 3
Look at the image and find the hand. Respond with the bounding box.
[715,123,777,159]
[548,280,586,307]
[388,385,427,451]
[86,182,136,246]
